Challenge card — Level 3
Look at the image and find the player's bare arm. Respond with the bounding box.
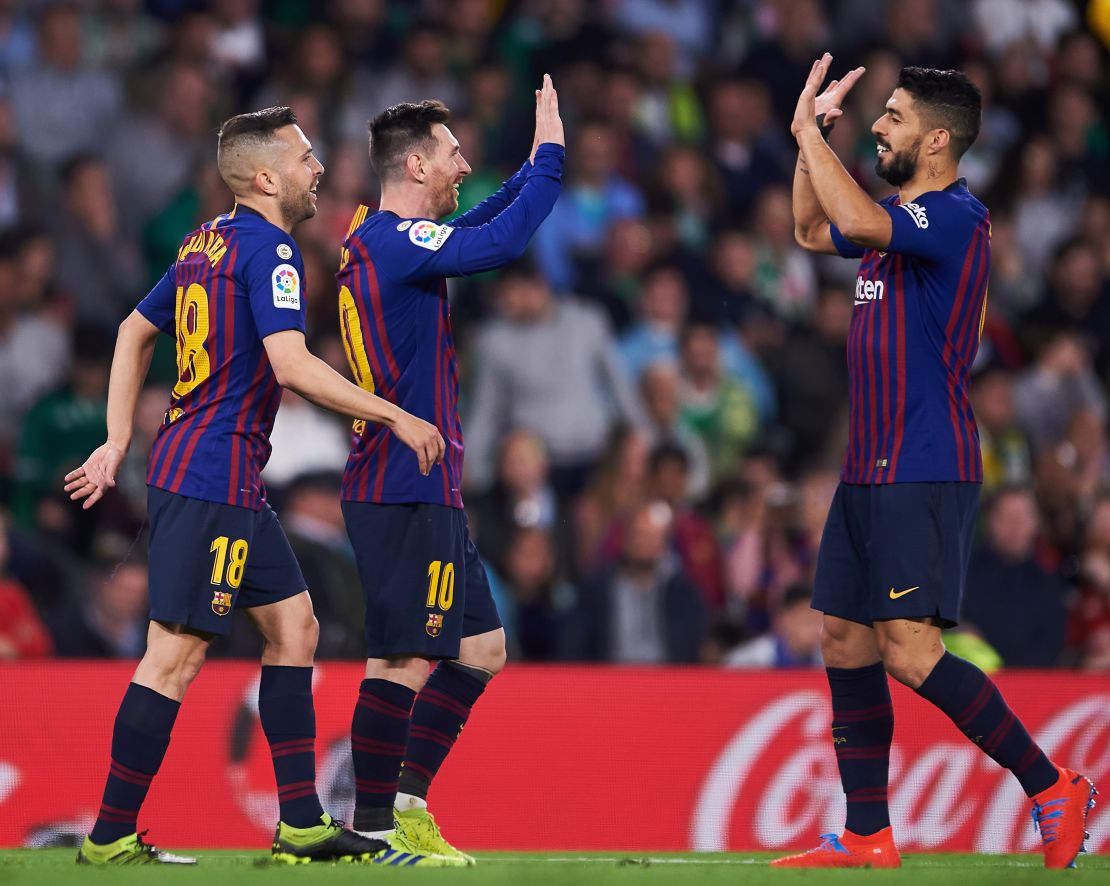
[792,58,865,254]
[263,329,445,475]
[793,53,891,252]
[64,309,161,509]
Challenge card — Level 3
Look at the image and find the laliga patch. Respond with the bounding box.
[276,243,293,260]
[272,263,300,309]
[408,220,453,251]
[900,202,929,229]
[396,220,413,232]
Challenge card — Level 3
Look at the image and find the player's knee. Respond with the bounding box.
[877,641,931,688]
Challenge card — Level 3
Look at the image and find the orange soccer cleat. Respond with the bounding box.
[1031,766,1098,869]
[770,827,902,869]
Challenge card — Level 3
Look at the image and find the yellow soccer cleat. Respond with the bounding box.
[272,813,387,864]
[394,806,475,866]
[76,831,197,865]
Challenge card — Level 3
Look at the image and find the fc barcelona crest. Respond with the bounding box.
[211,590,233,616]
[425,612,444,638]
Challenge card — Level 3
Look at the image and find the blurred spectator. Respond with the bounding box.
[766,283,851,474]
[678,323,759,483]
[573,425,651,577]
[10,4,123,170]
[972,0,1077,56]
[1013,332,1107,526]
[1067,495,1110,669]
[0,94,43,228]
[0,511,51,658]
[263,390,351,490]
[639,361,710,499]
[106,62,212,236]
[0,0,36,78]
[53,154,145,328]
[964,486,1068,667]
[48,558,148,658]
[619,263,688,378]
[973,367,1033,492]
[628,30,704,147]
[577,217,656,331]
[466,261,643,495]
[1023,238,1110,379]
[723,584,823,668]
[704,78,789,222]
[0,233,70,456]
[647,143,718,252]
[751,185,817,320]
[693,228,757,328]
[356,22,462,126]
[495,526,575,662]
[568,500,706,663]
[532,119,644,293]
[470,429,562,572]
[83,0,164,72]
[611,0,713,78]
[12,324,113,537]
[280,472,363,659]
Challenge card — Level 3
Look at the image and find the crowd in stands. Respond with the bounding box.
[0,0,1107,669]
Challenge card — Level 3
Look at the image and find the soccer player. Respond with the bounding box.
[334,76,564,865]
[770,55,1099,869]
[64,107,444,867]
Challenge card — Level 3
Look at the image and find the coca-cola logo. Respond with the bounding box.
[691,690,1109,853]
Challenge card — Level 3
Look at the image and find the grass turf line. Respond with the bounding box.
[0,850,1106,885]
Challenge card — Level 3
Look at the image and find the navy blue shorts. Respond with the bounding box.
[812,482,980,628]
[147,486,307,636]
[341,501,502,659]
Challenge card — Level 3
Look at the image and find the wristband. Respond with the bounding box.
[816,113,834,142]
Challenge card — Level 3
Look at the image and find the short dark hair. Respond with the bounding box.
[896,67,981,159]
[217,106,297,149]
[369,100,451,182]
[216,107,298,183]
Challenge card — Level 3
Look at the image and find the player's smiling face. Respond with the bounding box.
[871,89,924,187]
[426,123,471,219]
[274,124,325,227]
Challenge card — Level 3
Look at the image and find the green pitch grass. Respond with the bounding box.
[1,850,1107,885]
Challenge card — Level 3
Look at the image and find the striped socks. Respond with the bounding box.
[397,662,489,800]
[916,652,1057,797]
[351,678,416,833]
[827,662,894,837]
[89,683,180,845]
[258,665,325,827]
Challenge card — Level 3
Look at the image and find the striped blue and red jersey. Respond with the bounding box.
[830,179,990,484]
[136,205,307,509]
[337,143,565,508]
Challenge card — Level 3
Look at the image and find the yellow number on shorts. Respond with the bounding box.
[339,285,375,394]
[426,560,456,611]
[210,536,249,589]
[174,282,212,398]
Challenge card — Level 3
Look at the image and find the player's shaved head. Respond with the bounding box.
[369,100,451,182]
[896,67,981,159]
[216,106,299,194]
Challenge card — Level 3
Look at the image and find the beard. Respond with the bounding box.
[279,183,315,228]
[875,137,922,186]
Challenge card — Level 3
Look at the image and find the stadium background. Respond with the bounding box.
[0,0,1106,854]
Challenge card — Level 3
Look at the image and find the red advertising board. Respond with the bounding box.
[0,663,1106,853]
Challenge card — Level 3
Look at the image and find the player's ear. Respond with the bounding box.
[255,167,279,197]
[929,128,950,155]
[406,151,426,183]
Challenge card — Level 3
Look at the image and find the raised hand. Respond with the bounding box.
[530,73,564,163]
[792,53,864,138]
[390,412,445,476]
[64,441,127,509]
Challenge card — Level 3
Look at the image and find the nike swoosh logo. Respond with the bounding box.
[889,586,920,599]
